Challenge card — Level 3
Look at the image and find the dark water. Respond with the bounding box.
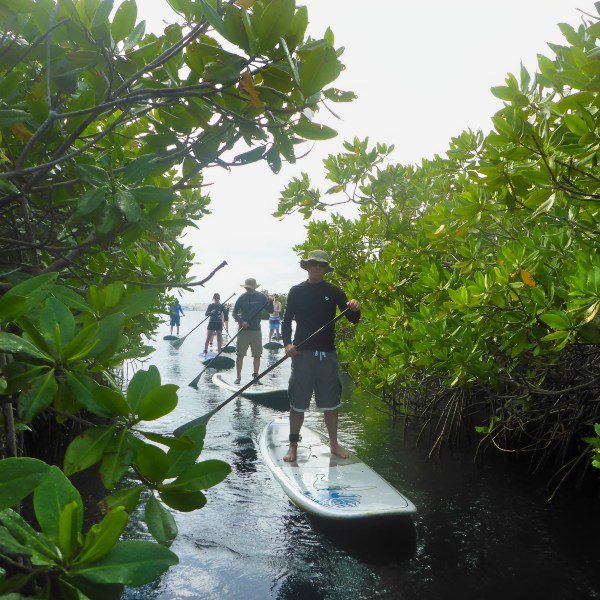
[123,312,600,600]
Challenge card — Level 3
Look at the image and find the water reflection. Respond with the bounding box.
[124,312,600,600]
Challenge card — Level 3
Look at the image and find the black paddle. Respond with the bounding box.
[175,308,351,437]
[172,293,236,350]
[188,296,273,388]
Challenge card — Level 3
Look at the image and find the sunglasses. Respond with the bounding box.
[305,261,326,268]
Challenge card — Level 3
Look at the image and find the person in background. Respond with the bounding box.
[204,293,226,354]
[223,303,230,337]
[281,250,360,462]
[269,293,282,342]
[232,278,273,384]
[169,299,185,336]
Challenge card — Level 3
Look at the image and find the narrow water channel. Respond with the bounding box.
[123,311,600,600]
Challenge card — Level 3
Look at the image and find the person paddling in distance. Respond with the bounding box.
[204,293,226,355]
[233,278,273,385]
[169,299,185,336]
[282,250,360,462]
[269,293,282,342]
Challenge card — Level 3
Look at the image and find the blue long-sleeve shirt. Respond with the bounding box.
[232,292,273,330]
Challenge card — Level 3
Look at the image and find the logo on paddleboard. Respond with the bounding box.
[304,487,361,509]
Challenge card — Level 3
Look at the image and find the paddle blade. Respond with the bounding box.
[171,336,187,349]
[163,335,179,341]
[174,410,217,437]
[263,342,283,350]
[201,356,235,370]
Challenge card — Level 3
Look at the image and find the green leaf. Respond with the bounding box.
[98,486,144,514]
[529,193,555,219]
[490,86,528,106]
[169,459,231,491]
[233,145,266,164]
[0,458,51,511]
[64,426,116,476]
[99,429,134,489]
[123,19,146,51]
[0,508,58,565]
[40,298,76,346]
[77,507,128,564]
[0,295,26,323]
[115,189,141,223]
[198,0,228,37]
[118,289,159,317]
[87,313,126,359]
[564,113,589,136]
[203,54,246,83]
[5,273,58,312]
[540,311,571,331]
[292,121,337,140]
[126,365,160,413]
[78,164,110,186]
[134,442,169,483]
[0,332,53,360]
[299,45,343,97]
[323,88,356,103]
[0,525,32,557]
[254,0,295,52]
[138,384,178,421]
[166,424,206,478]
[74,188,106,218]
[92,386,131,417]
[159,488,206,512]
[111,0,137,42]
[131,186,175,205]
[65,372,113,418]
[60,281,98,317]
[72,540,178,586]
[18,369,58,422]
[145,496,177,547]
[265,144,282,173]
[57,500,81,560]
[121,154,159,185]
[61,322,100,362]
[0,109,31,127]
[33,466,83,545]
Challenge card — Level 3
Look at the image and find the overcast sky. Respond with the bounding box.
[140,0,592,304]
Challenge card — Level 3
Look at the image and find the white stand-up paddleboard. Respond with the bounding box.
[259,420,416,520]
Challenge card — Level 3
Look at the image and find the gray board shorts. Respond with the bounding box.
[288,350,342,412]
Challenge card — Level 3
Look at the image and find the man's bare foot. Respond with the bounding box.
[283,443,297,462]
[330,443,348,459]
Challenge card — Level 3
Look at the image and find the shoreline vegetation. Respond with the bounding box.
[276,13,600,499]
[0,0,347,595]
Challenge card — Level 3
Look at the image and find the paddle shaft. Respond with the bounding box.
[175,308,351,436]
[172,293,236,348]
[189,296,272,387]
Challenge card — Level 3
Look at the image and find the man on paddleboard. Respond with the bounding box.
[169,299,185,336]
[282,250,360,461]
[232,278,273,385]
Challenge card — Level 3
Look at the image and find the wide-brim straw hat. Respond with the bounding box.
[300,250,333,273]
[241,277,260,290]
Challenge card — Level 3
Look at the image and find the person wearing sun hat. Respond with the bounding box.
[281,250,361,462]
[232,277,274,384]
